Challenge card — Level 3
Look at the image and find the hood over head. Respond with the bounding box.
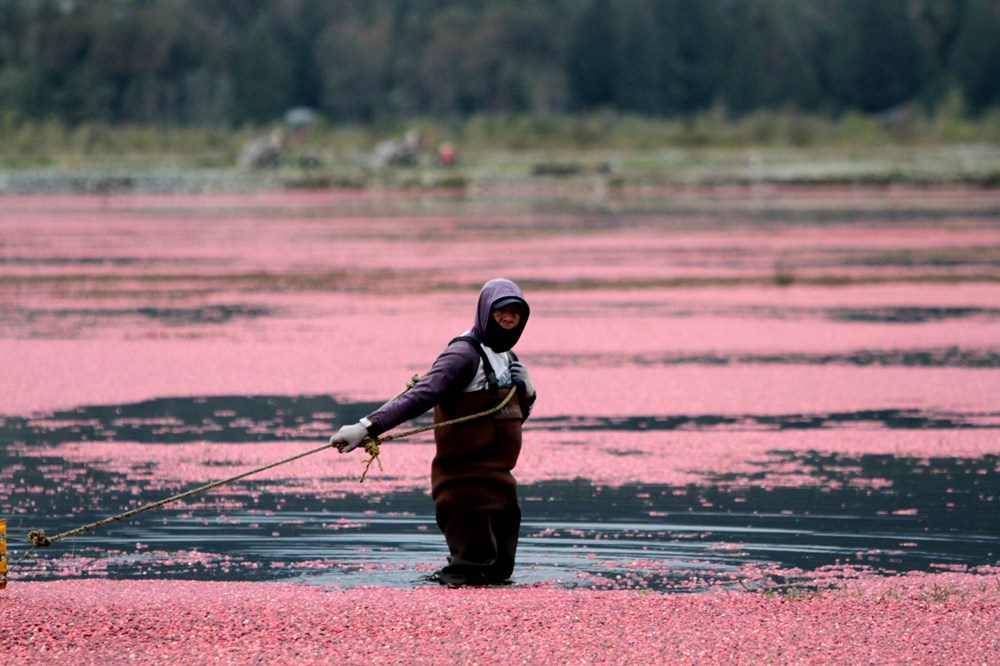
[471,278,529,352]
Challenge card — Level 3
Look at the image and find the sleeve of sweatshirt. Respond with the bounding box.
[520,389,536,421]
[363,341,480,438]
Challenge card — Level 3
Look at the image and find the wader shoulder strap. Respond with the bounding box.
[450,335,499,396]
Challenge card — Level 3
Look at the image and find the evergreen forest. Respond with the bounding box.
[2,0,999,129]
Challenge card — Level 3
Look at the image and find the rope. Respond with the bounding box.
[358,385,517,481]
[28,437,341,548]
[25,377,519,549]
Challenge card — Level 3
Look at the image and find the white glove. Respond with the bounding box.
[329,423,369,453]
[509,361,535,398]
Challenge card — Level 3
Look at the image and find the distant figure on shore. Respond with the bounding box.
[370,129,424,169]
[237,129,288,169]
[438,142,456,167]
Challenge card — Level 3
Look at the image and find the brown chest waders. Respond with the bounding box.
[431,337,523,584]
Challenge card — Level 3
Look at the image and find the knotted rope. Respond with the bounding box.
[357,380,517,481]
[24,376,518,550]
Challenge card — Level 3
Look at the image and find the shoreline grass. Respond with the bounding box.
[1,111,999,192]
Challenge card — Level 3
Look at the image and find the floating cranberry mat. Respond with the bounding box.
[2,187,999,663]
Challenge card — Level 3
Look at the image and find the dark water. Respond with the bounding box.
[3,394,998,591]
[3,305,272,336]
[537,348,1000,368]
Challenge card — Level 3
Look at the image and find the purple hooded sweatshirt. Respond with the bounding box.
[363,278,531,438]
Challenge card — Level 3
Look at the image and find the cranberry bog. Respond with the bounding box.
[2,184,999,663]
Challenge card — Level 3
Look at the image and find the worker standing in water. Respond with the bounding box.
[329,278,536,586]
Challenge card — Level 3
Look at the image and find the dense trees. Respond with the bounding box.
[0,0,996,128]
[950,0,1000,113]
[827,0,927,113]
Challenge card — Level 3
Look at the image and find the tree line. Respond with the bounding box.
[1,0,997,129]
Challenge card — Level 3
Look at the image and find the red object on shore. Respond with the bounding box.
[438,142,456,166]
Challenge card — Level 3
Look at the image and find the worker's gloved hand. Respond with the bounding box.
[509,361,535,398]
[329,423,369,453]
